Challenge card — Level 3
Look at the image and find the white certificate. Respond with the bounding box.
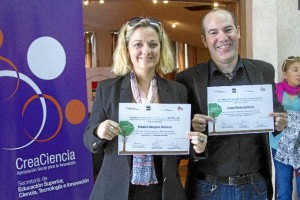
[207,84,274,135]
[118,103,191,155]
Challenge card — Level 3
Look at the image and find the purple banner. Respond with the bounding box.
[0,1,93,199]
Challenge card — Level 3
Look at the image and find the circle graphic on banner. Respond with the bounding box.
[0,34,85,150]
[0,71,46,150]
[65,100,86,124]
[0,30,3,47]
[22,94,63,142]
[27,36,66,80]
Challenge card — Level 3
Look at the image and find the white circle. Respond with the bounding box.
[27,36,66,80]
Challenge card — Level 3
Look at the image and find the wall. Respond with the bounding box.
[247,0,300,83]
[84,26,113,67]
[252,0,279,80]
[94,29,113,67]
[277,0,300,81]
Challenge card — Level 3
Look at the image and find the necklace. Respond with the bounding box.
[224,72,235,80]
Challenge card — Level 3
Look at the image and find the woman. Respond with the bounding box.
[270,56,300,200]
[84,17,207,200]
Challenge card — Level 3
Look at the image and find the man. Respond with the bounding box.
[176,9,288,200]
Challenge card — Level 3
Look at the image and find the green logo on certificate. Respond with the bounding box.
[119,121,134,152]
[208,103,222,134]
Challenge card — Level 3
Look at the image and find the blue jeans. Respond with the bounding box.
[272,148,300,200]
[194,178,267,200]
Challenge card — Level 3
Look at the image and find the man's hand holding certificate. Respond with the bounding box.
[118,103,191,155]
[207,84,274,135]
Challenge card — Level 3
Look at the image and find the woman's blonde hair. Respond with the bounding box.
[112,17,175,76]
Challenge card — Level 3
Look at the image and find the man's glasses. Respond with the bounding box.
[282,56,300,71]
[127,17,161,28]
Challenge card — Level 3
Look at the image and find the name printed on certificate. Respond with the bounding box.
[118,103,191,155]
[207,84,274,135]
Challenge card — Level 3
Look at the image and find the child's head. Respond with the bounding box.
[282,56,300,87]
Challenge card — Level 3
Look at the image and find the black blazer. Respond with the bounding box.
[176,58,284,200]
[84,73,188,200]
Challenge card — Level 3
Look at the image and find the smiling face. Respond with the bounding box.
[201,10,240,70]
[127,26,161,76]
[284,61,300,87]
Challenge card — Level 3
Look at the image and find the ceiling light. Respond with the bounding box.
[163,1,168,3]
[153,0,158,3]
[213,2,219,8]
[83,0,89,5]
[99,0,104,3]
[172,22,176,28]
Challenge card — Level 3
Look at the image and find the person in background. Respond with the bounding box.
[270,56,300,200]
[83,17,206,200]
[176,9,288,200]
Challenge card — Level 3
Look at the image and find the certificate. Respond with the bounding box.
[118,103,191,155]
[207,84,274,135]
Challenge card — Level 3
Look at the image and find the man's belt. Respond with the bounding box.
[197,171,263,185]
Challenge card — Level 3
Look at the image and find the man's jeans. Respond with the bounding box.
[272,148,300,200]
[194,178,267,200]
